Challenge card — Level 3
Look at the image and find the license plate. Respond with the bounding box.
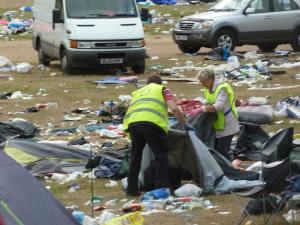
[175,35,188,40]
[100,58,123,64]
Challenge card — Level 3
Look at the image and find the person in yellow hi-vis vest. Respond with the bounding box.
[198,69,239,161]
[123,75,196,196]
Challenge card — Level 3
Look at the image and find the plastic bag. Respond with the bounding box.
[174,183,203,197]
[227,56,240,70]
[103,212,144,225]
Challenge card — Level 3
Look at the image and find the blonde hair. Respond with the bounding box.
[197,69,215,82]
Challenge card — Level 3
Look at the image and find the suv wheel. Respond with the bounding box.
[258,44,278,52]
[132,61,145,74]
[60,49,72,74]
[291,29,300,51]
[178,45,201,54]
[38,48,50,66]
[212,29,236,51]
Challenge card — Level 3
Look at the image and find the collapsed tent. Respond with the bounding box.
[0,151,80,225]
[139,130,260,193]
[151,0,177,4]
[0,120,40,143]
[237,105,274,125]
[0,140,90,175]
[234,123,294,162]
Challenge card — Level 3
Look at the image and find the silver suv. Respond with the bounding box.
[172,0,300,53]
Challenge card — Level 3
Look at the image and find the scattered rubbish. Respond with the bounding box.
[68,183,81,192]
[105,180,118,188]
[97,210,117,224]
[122,203,143,213]
[175,184,203,197]
[102,211,144,225]
[15,62,32,73]
[141,188,171,202]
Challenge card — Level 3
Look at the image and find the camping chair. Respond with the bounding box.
[232,158,290,225]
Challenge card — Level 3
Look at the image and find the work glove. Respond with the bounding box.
[184,123,197,134]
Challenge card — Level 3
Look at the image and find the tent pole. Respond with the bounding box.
[0,199,25,225]
[90,145,94,218]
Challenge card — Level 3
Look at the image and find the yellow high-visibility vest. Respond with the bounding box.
[204,82,238,130]
[123,83,168,133]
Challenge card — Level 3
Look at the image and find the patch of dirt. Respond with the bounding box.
[0,36,292,64]
[0,40,37,63]
[0,0,32,9]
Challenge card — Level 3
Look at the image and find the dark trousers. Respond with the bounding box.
[127,124,170,194]
[215,134,234,161]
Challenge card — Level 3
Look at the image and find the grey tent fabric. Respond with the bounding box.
[139,130,224,192]
[0,121,40,143]
[209,149,259,181]
[139,130,262,193]
[234,123,270,160]
[237,105,274,125]
[0,140,90,174]
[171,112,217,148]
[234,124,294,162]
[2,140,91,160]
[262,127,294,163]
[25,160,88,175]
[0,151,80,225]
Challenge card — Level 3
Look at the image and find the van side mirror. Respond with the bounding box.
[53,9,63,24]
[244,7,255,14]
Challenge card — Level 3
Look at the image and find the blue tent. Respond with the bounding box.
[0,151,81,225]
[152,0,177,4]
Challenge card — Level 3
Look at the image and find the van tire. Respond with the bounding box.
[38,48,50,66]
[60,49,72,74]
[258,44,277,52]
[212,29,236,51]
[178,45,201,54]
[291,29,300,51]
[132,61,145,74]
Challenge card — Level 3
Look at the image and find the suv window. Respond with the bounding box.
[249,0,271,13]
[273,0,299,11]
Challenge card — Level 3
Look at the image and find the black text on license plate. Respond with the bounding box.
[175,35,188,40]
[100,58,123,64]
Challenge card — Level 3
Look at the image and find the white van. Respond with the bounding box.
[32,0,146,74]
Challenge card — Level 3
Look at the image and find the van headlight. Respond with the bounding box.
[127,40,144,47]
[77,42,92,49]
[70,40,92,49]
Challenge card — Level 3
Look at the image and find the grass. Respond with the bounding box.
[0,2,300,225]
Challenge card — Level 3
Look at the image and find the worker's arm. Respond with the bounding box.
[202,89,227,112]
[167,99,187,126]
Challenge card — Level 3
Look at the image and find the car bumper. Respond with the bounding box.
[172,29,213,46]
[66,48,146,68]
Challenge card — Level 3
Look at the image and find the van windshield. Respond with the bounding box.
[66,0,138,18]
[209,0,248,11]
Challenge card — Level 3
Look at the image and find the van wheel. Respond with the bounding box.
[60,49,72,74]
[132,61,145,74]
[258,44,278,52]
[291,29,300,51]
[178,45,201,54]
[212,29,236,51]
[38,48,50,66]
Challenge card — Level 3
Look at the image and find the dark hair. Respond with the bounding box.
[146,75,162,85]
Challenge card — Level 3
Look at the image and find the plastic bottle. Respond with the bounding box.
[72,211,85,224]
[173,197,203,203]
[222,47,230,60]
[141,188,170,201]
